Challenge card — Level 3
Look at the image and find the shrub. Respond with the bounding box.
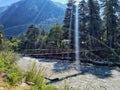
[7,65,23,85]
[0,50,18,73]
[0,50,19,64]
[0,50,23,85]
[25,62,59,90]
[25,62,46,89]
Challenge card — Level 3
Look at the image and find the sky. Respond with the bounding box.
[0,0,20,7]
[0,0,68,7]
[52,0,67,3]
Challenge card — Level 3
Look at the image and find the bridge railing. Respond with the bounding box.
[23,49,74,55]
[19,48,120,56]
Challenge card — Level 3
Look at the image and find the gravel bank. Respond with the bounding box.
[17,57,120,90]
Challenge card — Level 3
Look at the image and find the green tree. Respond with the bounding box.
[87,0,102,48]
[48,24,63,49]
[116,17,120,48]
[40,29,47,36]
[36,29,48,49]
[79,0,89,49]
[103,0,119,48]
[8,37,20,51]
[26,25,40,42]
[20,25,40,49]
[37,35,48,49]
[63,0,75,49]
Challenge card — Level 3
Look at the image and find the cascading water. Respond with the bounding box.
[75,0,80,70]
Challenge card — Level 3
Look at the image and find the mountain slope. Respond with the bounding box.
[0,0,65,36]
[54,2,67,9]
[0,6,8,18]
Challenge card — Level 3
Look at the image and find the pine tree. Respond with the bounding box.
[20,25,40,49]
[88,0,102,49]
[48,24,63,49]
[103,0,118,48]
[117,18,120,46]
[63,0,75,49]
[79,0,89,49]
[116,1,120,47]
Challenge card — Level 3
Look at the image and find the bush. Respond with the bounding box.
[7,65,23,85]
[25,62,59,90]
[0,50,18,73]
[0,50,23,85]
[25,62,46,89]
[0,50,19,64]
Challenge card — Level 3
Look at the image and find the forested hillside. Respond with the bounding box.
[0,0,65,36]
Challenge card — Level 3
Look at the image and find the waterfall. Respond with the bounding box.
[75,0,80,70]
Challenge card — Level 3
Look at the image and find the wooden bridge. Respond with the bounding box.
[19,48,120,66]
[20,48,113,60]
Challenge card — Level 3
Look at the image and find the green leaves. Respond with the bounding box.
[19,25,40,49]
[25,62,60,90]
[48,24,63,49]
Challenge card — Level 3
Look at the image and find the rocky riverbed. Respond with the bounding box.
[17,57,120,90]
